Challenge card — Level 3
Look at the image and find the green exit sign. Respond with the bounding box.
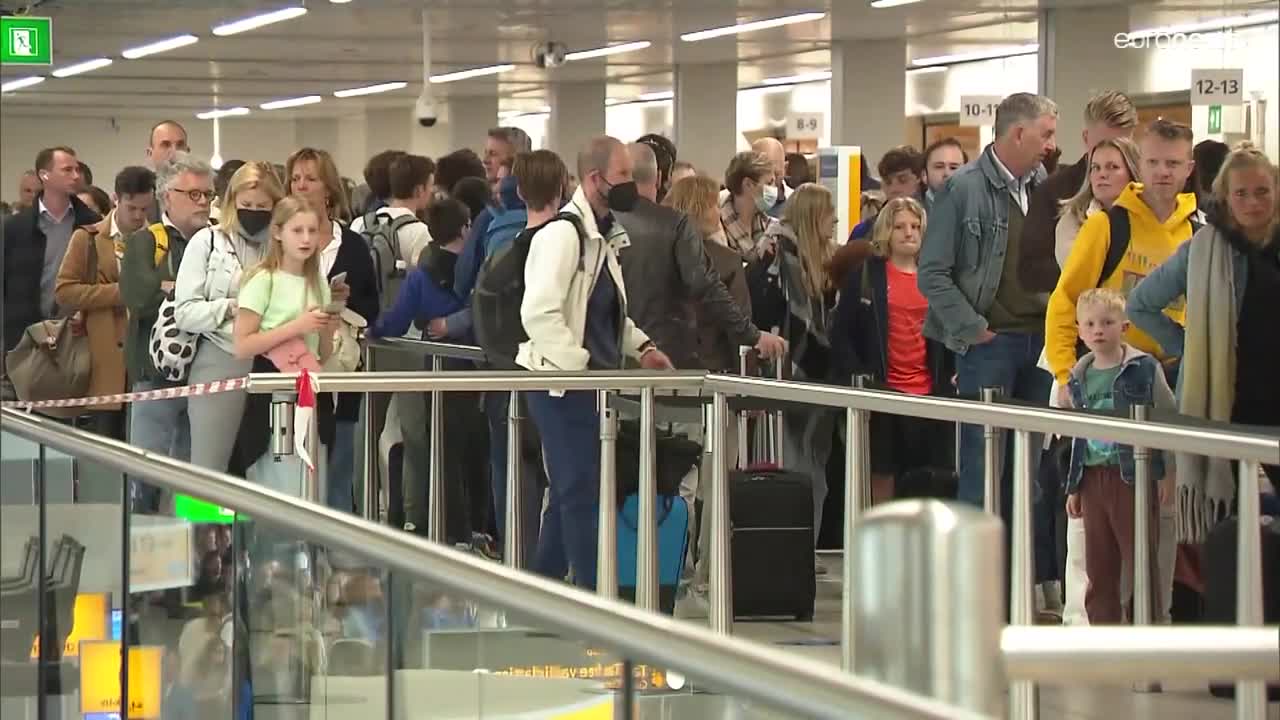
[1207,104,1223,134]
[1,16,52,65]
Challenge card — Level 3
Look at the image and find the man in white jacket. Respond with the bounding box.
[518,138,673,590]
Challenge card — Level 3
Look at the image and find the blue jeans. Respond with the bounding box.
[486,391,542,562]
[327,420,356,513]
[127,379,191,513]
[526,390,599,590]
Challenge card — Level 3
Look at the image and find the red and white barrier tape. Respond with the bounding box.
[1,376,250,410]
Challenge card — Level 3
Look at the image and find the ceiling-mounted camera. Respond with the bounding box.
[533,42,569,69]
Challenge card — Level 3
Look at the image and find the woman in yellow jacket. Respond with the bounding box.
[1044,180,1199,396]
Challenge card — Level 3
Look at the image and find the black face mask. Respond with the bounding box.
[599,177,639,213]
[237,208,272,237]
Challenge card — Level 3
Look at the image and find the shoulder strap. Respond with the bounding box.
[1098,206,1130,288]
[387,213,422,234]
[554,212,589,271]
[1189,213,1204,234]
[150,222,170,269]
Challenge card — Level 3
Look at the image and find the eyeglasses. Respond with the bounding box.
[170,188,216,203]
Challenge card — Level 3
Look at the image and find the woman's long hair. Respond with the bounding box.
[241,196,327,304]
[1060,137,1141,224]
[781,183,836,299]
[869,196,927,259]
[1210,142,1279,244]
[217,161,284,238]
[664,174,721,239]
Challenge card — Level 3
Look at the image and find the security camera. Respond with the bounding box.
[533,42,569,69]
[415,90,438,128]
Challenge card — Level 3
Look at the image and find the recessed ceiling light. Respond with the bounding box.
[122,34,199,59]
[681,12,826,42]
[565,40,652,61]
[212,6,308,36]
[910,44,1039,67]
[637,90,674,101]
[260,95,323,110]
[429,64,515,84]
[333,81,408,97]
[1125,10,1278,39]
[51,58,113,78]
[869,0,922,8]
[906,66,946,75]
[196,107,251,120]
[761,70,831,85]
[1,76,45,93]
[329,0,353,3]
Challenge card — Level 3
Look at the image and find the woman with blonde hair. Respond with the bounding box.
[1055,137,1141,267]
[1129,143,1280,541]
[174,161,284,472]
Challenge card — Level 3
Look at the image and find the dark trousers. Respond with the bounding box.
[526,390,600,590]
[485,391,543,561]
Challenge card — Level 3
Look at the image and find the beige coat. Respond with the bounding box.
[55,213,128,410]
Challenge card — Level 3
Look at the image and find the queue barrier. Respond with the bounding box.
[248,338,1280,720]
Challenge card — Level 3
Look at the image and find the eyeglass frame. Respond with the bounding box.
[168,187,217,203]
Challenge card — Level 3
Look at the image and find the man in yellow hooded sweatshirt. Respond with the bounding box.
[1046,119,1199,400]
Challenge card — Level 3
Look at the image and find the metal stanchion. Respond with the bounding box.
[270,391,296,458]
[1235,459,1267,720]
[597,391,619,600]
[709,391,733,635]
[505,390,526,570]
[427,354,446,543]
[1009,429,1039,720]
[636,386,659,611]
[851,500,1004,715]
[1130,404,1160,693]
[737,347,750,469]
[842,374,873,672]
[981,387,1003,515]
[360,342,378,521]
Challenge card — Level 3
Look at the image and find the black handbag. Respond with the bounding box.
[614,419,701,507]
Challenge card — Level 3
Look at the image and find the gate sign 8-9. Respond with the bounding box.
[787,112,823,140]
[1,16,52,65]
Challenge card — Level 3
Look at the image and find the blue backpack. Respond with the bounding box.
[482,206,528,259]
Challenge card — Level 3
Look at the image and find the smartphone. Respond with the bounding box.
[329,272,348,288]
[324,302,345,314]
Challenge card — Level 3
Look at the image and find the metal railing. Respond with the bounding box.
[0,407,976,720]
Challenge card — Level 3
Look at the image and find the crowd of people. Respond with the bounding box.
[3,89,1277,637]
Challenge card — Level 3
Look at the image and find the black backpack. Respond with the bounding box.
[1096,205,1203,287]
[473,212,589,369]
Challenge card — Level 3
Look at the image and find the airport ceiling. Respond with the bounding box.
[0,0,1275,118]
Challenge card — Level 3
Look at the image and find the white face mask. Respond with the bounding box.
[758,183,779,211]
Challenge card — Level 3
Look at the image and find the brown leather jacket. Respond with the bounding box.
[55,213,127,409]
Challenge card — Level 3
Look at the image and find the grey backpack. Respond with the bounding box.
[360,210,422,310]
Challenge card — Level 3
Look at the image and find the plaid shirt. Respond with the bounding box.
[719,195,771,262]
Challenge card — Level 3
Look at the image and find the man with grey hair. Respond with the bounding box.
[919,91,1057,515]
[484,126,532,189]
[119,151,213,512]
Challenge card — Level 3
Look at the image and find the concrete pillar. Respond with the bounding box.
[446,94,498,154]
[674,62,738,183]
[334,114,368,181]
[548,81,606,158]
[1040,6,1133,160]
[832,39,906,168]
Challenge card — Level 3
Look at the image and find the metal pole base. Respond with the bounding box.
[1009,681,1038,720]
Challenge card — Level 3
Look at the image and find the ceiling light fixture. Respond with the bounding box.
[1,76,45,93]
[429,63,515,83]
[196,107,251,120]
[910,43,1039,67]
[121,34,199,59]
[906,66,947,75]
[761,69,831,85]
[260,95,323,110]
[51,58,113,78]
[333,81,408,97]
[565,40,652,61]
[329,0,353,3]
[1125,10,1278,39]
[869,0,922,8]
[212,6,308,36]
[637,90,674,101]
[681,12,826,42]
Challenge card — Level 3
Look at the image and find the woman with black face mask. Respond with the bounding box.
[173,162,282,473]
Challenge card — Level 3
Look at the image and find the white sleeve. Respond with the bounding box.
[520,221,590,371]
[173,228,234,333]
[401,224,431,267]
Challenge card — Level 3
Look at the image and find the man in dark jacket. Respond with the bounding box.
[1019,91,1136,293]
[615,143,785,368]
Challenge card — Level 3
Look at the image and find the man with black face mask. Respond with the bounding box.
[517,137,673,591]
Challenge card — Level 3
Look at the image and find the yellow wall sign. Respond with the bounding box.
[30,592,108,659]
[79,642,163,719]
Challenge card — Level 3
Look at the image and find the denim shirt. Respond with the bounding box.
[1064,348,1173,493]
[918,144,1047,354]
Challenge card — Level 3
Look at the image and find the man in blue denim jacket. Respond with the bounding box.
[918,92,1058,511]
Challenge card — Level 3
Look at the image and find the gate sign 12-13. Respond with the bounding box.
[1191,68,1243,106]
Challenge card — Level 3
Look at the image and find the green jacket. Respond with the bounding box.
[119,221,190,385]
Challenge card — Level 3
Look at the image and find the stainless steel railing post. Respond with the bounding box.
[1130,404,1160,693]
[427,354,446,543]
[597,390,619,600]
[1009,429,1039,720]
[636,386,660,611]
[737,347,750,469]
[709,391,734,635]
[361,341,378,521]
[270,391,296,458]
[981,386,1003,515]
[842,374,873,672]
[505,390,526,570]
[1235,459,1267,720]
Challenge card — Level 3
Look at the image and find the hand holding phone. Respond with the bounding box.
[329,272,348,288]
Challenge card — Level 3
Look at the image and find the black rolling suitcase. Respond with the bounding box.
[1203,514,1280,700]
[729,350,817,621]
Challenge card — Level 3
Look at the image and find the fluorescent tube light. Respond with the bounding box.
[1125,10,1278,39]
[212,6,307,36]
[196,107,251,120]
[870,0,922,7]
[329,0,353,3]
[1,76,45,93]
[906,66,947,75]
[429,64,515,84]
[911,44,1039,67]
[333,81,408,97]
[565,40,652,61]
[637,90,673,101]
[122,34,199,59]
[681,12,826,42]
[51,58,113,78]
[260,95,323,110]
[762,70,831,85]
